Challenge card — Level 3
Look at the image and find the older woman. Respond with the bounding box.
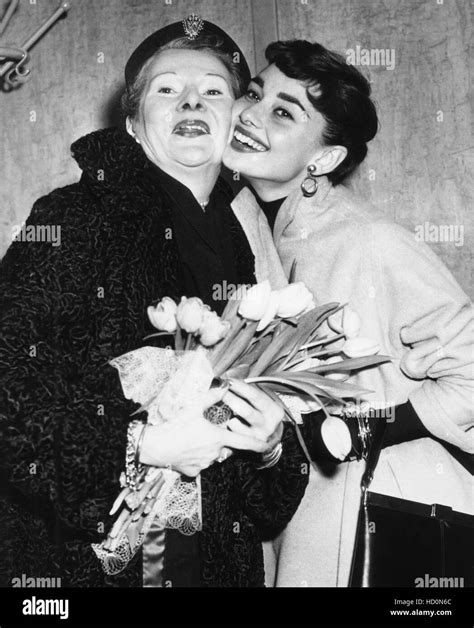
[224,40,473,586]
[0,18,308,587]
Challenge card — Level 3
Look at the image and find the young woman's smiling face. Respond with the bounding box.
[223,63,335,199]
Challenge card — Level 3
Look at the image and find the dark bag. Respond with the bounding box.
[349,419,474,587]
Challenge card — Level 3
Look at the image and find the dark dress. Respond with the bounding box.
[255,195,287,233]
[0,127,309,587]
[151,161,241,587]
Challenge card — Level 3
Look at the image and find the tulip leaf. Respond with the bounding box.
[281,372,373,397]
[282,348,340,370]
[248,319,304,377]
[220,293,243,322]
[256,383,297,425]
[209,316,245,365]
[256,319,281,339]
[252,303,340,376]
[281,303,341,367]
[222,364,251,379]
[254,380,335,414]
[300,335,330,348]
[306,303,345,343]
[214,321,259,377]
[254,371,371,399]
[245,375,344,403]
[308,355,392,373]
[239,333,273,364]
[288,259,298,283]
[281,316,299,326]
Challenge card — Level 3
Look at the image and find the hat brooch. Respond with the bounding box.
[182,14,204,40]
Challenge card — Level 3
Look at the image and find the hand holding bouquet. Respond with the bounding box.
[92,278,390,574]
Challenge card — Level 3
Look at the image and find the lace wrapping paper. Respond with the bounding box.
[92,346,214,575]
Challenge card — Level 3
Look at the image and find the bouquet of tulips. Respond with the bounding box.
[93,279,390,574]
[144,279,388,411]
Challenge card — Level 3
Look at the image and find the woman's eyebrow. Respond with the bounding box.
[251,76,264,88]
[205,73,228,80]
[149,71,177,83]
[276,92,307,113]
[151,71,177,78]
[251,75,308,114]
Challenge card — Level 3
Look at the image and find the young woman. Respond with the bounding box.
[224,40,473,586]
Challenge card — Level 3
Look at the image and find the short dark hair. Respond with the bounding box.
[265,40,379,185]
[122,35,247,119]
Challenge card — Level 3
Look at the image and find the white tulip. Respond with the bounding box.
[328,305,361,339]
[147,297,177,333]
[275,282,315,318]
[176,297,205,333]
[238,280,272,321]
[256,291,281,332]
[321,416,352,460]
[328,309,343,333]
[324,356,349,381]
[198,311,230,347]
[342,337,381,358]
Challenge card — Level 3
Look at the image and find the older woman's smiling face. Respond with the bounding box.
[128,49,234,173]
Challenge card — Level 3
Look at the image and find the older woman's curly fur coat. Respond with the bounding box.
[0,127,309,587]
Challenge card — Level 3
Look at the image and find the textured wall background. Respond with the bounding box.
[1,0,472,297]
[275,0,473,297]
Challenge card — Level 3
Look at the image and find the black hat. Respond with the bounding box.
[125,14,251,90]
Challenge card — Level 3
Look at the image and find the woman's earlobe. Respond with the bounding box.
[125,118,141,144]
[315,146,347,175]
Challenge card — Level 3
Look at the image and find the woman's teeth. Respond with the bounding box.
[233,130,267,152]
[173,120,210,135]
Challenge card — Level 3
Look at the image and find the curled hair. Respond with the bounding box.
[122,35,246,119]
[265,40,379,185]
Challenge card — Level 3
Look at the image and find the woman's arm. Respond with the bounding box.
[297,220,473,465]
[221,381,309,538]
[0,193,134,537]
[371,221,473,452]
[139,406,272,477]
[299,401,431,464]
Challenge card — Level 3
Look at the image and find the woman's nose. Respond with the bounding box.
[240,104,260,127]
[178,86,204,111]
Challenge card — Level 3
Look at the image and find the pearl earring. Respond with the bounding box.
[301,164,319,197]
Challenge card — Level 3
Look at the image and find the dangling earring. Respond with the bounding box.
[301,164,319,197]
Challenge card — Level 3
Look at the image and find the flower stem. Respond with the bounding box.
[175,324,184,351]
[285,349,335,370]
[300,333,345,351]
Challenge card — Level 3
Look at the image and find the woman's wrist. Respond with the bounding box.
[303,401,430,466]
[257,440,283,470]
[139,423,168,467]
[125,420,146,490]
[257,421,284,468]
